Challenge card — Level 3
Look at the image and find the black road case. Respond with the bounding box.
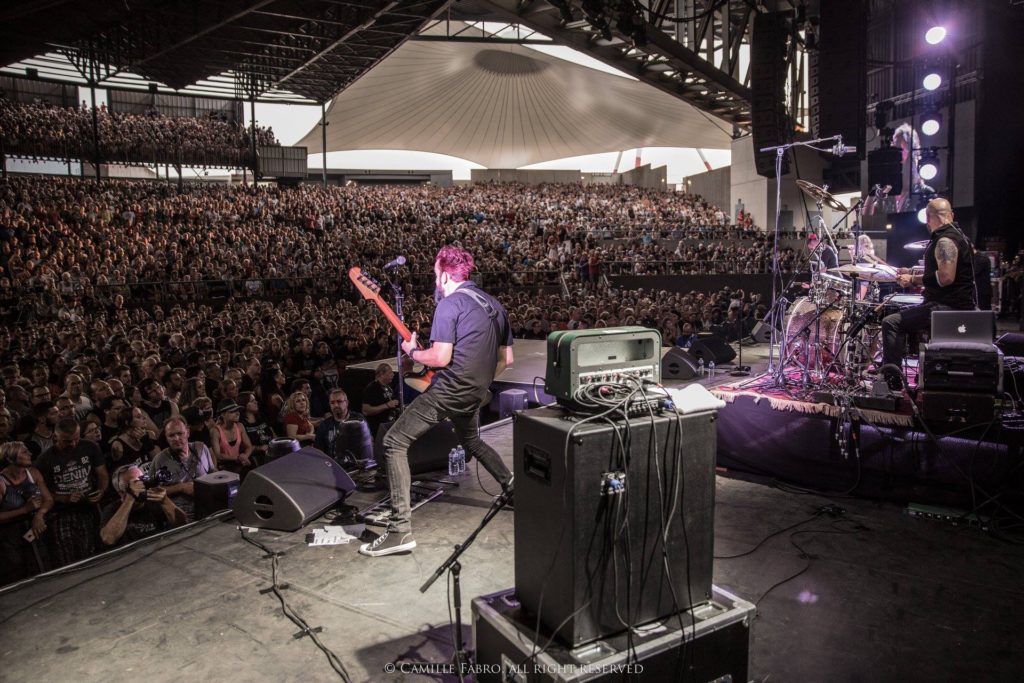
[472,586,754,682]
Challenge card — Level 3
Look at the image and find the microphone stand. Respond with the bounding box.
[730,312,750,376]
[418,487,513,682]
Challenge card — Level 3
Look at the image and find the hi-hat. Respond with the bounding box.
[828,264,898,282]
[795,180,846,212]
[904,240,930,250]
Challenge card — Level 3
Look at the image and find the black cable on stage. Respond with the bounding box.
[631,379,694,678]
[754,518,869,609]
[715,510,824,560]
[514,385,643,675]
[239,527,353,682]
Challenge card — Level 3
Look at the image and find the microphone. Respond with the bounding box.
[383,255,407,270]
[831,137,857,156]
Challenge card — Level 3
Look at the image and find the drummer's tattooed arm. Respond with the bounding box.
[935,237,959,286]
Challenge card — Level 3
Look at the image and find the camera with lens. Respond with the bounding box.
[135,466,172,502]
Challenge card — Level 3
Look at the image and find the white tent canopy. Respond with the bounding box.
[297,39,731,169]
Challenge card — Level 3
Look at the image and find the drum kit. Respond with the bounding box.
[769,181,925,390]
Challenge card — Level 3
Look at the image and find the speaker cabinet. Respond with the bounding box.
[514,407,716,647]
[233,447,355,531]
[195,470,240,519]
[751,11,793,178]
[662,347,699,380]
[868,147,904,196]
[690,336,737,365]
[812,0,867,159]
[750,321,772,343]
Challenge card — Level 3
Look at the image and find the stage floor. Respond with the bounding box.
[3,419,1023,682]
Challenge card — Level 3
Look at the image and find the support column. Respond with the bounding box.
[90,81,101,181]
[249,97,259,184]
[321,100,328,187]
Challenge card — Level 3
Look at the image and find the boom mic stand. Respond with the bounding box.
[418,486,514,682]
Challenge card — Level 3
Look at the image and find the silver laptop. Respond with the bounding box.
[930,310,994,344]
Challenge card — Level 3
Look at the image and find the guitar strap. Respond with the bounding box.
[449,286,501,337]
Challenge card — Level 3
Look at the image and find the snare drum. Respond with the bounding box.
[811,272,852,307]
[879,293,924,317]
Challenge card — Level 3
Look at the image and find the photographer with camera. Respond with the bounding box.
[99,464,186,547]
[0,441,53,584]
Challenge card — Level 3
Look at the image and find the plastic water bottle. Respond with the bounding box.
[698,358,705,376]
[448,448,459,477]
[708,360,716,378]
[457,446,467,475]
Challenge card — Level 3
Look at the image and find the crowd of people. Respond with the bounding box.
[0,98,278,167]
[0,172,781,584]
[0,176,771,306]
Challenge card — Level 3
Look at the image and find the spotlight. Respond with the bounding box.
[919,148,939,181]
[923,73,942,91]
[925,26,947,45]
[921,114,941,136]
[918,208,928,224]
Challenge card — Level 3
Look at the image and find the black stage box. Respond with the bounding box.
[472,586,753,683]
[513,406,716,647]
[919,343,1003,393]
[920,391,997,424]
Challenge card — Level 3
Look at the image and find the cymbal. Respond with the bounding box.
[828,264,898,282]
[904,240,930,250]
[795,180,846,211]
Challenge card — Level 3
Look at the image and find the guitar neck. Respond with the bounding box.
[372,299,415,341]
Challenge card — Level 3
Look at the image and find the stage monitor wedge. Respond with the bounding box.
[233,447,355,531]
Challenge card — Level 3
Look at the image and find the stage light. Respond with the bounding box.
[918,208,928,224]
[925,26,947,45]
[919,147,939,181]
[923,73,942,91]
[921,112,942,136]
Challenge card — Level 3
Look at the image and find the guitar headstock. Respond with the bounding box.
[348,267,382,302]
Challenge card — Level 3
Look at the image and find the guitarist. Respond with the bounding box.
[360,246,514,557]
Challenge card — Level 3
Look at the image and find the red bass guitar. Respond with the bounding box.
[348,266,434,392]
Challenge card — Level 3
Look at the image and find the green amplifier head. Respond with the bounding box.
[544,326,662,404]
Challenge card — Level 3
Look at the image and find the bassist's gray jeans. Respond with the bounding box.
[381,390,511,533]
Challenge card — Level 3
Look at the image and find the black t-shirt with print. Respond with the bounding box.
[34,441,105,510]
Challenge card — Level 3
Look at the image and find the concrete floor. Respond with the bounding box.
[1,417,1022,683]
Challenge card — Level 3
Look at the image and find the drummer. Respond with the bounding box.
[847,234,885,266]
[847,234,894,299]
[807,232,839,272]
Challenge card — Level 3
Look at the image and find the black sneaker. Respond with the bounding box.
[359,529,416,557]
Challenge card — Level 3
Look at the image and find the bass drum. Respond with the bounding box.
[783,297,845,368]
